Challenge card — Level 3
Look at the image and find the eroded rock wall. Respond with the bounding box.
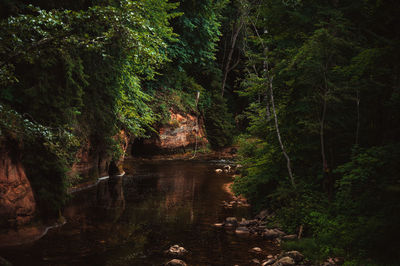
[68,139,109,180]
[159,111,207,149]
[68,130,130,179]
[0,129,130,229]
[0,148,36,227]
[131,110,208,156]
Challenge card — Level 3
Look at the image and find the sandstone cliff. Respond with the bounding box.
[68,129,130,180]
[0,146,36,227]
[131,110,208,156]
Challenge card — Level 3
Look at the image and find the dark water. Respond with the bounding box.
[0,160,278,265]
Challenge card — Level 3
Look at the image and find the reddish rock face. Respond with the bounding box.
[0,151,36,227]
[69,130,130,179]
[68,139,109,179]
[132,110,208,156]
[159,111,208,149]
[0,130,130,228]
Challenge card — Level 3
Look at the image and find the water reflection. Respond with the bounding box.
[0,161,278,266]
[157,170,197,223]
[97,176,125,219]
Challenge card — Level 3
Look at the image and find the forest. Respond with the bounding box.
[0,0,399,265]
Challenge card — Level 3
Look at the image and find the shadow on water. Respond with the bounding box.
[0,161,278,265]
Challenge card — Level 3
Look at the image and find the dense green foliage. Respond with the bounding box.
[0,0,177,214]
[232,0,400,264]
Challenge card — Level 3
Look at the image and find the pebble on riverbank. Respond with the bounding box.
[215,164,242,174]
[221,196,250,208]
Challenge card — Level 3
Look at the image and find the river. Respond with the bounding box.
[0,160,278,265]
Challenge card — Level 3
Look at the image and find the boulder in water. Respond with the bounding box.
[250,247,262,253]
[165,259,187,266]
[225,217,238,226]
[235,226,250,235]
[213,223,224,228]
[165,245,188,257]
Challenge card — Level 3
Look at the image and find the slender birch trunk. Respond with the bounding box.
[355,89,360,145]
[269,77,295,188]
[321,71,329,175]
[320,89,328,174]
[221,21,243,97]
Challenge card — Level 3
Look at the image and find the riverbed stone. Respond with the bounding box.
[255,210,269,220]
[239,218,250,226]
[224,165,231,172]
[235,226,250,234]
[248,219,258,226]
[255,225,268,234]
[165,245,188,257]
[273,228,286,236]
[250,247,262,253]
[213,223,224,228]
[261,259,276,266]
[272,256,295,266]
[225,217,238,226]
[165,259,187,266]
[262,229,280,239]
[251,258,261,264]
[282,234,297,241]
[284,250,304,262]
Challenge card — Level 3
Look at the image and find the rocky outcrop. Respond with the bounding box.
[0,147,36,227]
[68,130,130,179]
[0,129,129,229]
[131,110,208,156]
[164,244,188,258]
[159,111,207,150]
[68,139,109,179]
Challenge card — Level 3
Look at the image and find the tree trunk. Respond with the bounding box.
[269,77,295,188]
[355,89,360,145]
[221,21,243,97]
[321,71,333,199]
[320,89,328,174]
